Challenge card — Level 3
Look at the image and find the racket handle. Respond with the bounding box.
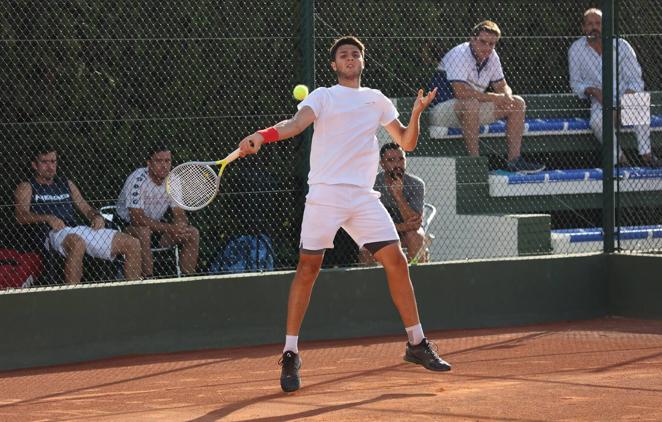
[222,148,242,164]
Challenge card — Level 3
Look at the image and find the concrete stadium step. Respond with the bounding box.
[552,225,662,253]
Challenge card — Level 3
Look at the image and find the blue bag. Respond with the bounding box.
[210,234,274,274]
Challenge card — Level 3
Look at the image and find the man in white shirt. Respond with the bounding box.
[238,36,451,393]
[569,8,660,167]
[117,143,199,278]
[429,20,544,173]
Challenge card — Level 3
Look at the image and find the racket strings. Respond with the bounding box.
[168,164,219,209]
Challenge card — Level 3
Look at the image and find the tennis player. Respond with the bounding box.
[239,36,451,393]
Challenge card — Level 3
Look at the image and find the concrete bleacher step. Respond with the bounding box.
[407,156,552,261]
[405,155,662,259]
[489,167,662,196]
[429,115,662,139]
[387,93,662,258]
[455,156,662,214]
[552,225,662,253]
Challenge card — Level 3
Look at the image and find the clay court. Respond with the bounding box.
[1,317,661,421]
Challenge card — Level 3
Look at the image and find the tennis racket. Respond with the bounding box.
[166,148,242,211]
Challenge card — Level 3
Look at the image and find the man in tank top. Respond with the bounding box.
[14,144,141,284]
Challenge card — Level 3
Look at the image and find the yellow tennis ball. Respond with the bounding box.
[293,84,309,101]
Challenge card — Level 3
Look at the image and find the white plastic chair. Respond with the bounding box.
[409,203,437,264]
[100,205,181,277]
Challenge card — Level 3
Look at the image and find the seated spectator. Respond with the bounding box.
[428,20,544,173]
[14,144,141,284]
[569,8,661,167]
[360,143,428,264]
[116,143,199,278]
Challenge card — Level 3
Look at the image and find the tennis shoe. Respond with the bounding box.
[641,154,662,168]
[506,156,545,174]
[279,351,302,392]
[404,338,452,371]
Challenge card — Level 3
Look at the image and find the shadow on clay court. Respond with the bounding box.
[588,349,662,373]
[234,393,438,422]
[190,391,436,422]
[0,343,282,378]
[452,369,662,395]
[0,359,229,410]
[4,318,662,418]
[188,362,429,421]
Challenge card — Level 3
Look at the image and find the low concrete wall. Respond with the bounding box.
[410,254,607,330]
[608,253,662,318]
[0,254,610,371]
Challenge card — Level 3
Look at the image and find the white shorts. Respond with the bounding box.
[430,99,496,128]
[47,226,118,260]
[300,184,399,250]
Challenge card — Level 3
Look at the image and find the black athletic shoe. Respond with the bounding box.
[404,338,452,371]
[279,351,302,392]
[506,156,546,174]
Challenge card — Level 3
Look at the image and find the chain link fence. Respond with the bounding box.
[1,0,660,289]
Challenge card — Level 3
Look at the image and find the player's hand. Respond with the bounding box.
[388,175,405,195]
[90,214,105,230]
[412,87,438,115]
[493,93,510,107]
[594,91,603,105]
[406,214,423,228]
[494,93,520,112]
[239,134,263,157]
[47,216,66,231]
[587,87,603,105]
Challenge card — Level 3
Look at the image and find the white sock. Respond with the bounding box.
[283,335,299,354]
[405,324,425,345]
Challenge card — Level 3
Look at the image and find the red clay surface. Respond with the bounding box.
[1,317,662,421]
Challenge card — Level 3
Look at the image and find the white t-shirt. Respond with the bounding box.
[439,42,505,94]
[568,37,644,103]
[116,167,175,223]
[298,84,398,188]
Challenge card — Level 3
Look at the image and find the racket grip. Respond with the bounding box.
[223,148,242,164]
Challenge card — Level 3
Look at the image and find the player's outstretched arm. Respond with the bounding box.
[239,106,316,156]
[385,88,437,151]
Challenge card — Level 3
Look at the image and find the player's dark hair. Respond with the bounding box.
[471,20,501,39]
[31,142,57,162]
[330,36,365,61]
[380,142,403,158]
[146,141,171,159]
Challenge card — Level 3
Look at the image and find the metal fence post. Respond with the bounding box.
[602,0,615,253]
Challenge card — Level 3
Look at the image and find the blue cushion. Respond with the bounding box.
[435,115,662,138]
[495,167,662,185]
[552,225,662,243]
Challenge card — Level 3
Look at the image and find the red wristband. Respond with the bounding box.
[257,127,280,144]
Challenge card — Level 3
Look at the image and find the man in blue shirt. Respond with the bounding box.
[429,20,544,173]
